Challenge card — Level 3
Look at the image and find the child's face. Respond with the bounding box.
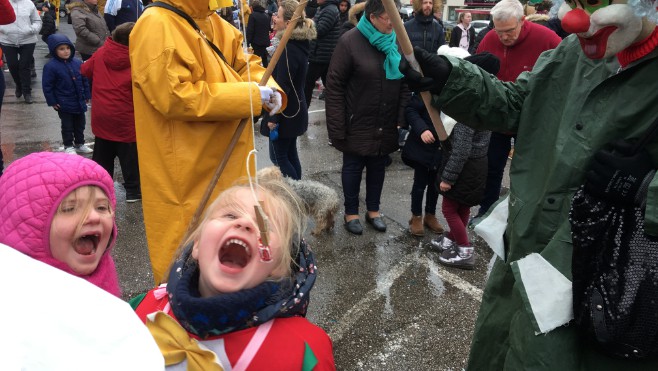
[55,45,71,60]
[192,188,285,298]
[50,187,114,275]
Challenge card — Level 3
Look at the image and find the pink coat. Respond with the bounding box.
[0,152,121,296]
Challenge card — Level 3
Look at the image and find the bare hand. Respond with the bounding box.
[439,181,452,192]
[53,104,60,111]
[267,122,277,130]
[420,130,435,144]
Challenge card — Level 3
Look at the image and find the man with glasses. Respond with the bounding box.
[474,0,561,220]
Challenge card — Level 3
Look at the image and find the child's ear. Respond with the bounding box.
[191,240,200,259]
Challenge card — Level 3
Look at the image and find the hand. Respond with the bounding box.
[265,91,282,115]
[420,130,435,144]
[439,181,452,192]
[258,85,274,105]
[53,104,60,111]
[267,122,277,131]
[585,139,656,206]
[399,46,452,95]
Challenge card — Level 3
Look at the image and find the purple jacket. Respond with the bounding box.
[0,152,121,296]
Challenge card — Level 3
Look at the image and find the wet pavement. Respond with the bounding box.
[2,21,510,370]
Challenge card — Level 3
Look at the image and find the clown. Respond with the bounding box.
[399,0,658,368]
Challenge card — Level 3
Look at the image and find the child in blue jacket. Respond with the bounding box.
[42,34,92,155]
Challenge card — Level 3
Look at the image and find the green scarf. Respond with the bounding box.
[356,15,404,80]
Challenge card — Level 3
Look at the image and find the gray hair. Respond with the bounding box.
[490,0,524,22]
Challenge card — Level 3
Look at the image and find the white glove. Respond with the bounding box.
[258,85,274,105]
[265,91,282,115]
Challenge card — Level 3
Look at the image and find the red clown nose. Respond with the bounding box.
[561,8,591,34]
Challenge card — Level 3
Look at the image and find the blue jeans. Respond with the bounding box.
[58,111,86,147]
[341,152,387,215]
[269,136,301,180]
[409,159,439,216]
[479,132,513,216]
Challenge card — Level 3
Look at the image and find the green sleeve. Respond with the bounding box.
[128,292,147,311]
[645,172,658,236]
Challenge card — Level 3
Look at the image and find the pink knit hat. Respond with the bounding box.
[0,152,121,296]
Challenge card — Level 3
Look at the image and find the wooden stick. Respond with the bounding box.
[381,0,448,142]
[178,0,308,248]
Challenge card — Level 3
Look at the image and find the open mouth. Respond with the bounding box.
[74,234,100,256]
[219,238,252,269]
[578,26,618,59]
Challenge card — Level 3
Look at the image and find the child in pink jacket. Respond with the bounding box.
[0,152,121,296]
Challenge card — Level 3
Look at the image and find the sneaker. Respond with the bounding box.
[64,146,76,154]
[74,144,93,154]
[430,235,455,252]
[126,194,142,203]
[438,246,475,270]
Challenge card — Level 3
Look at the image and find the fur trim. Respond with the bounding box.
[67,1,89,11]
[276,18,317,41]
[348,2,366,26]
[412,0,441,15]
[526,14,549,23]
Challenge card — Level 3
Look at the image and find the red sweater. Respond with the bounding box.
[477,20,562,82]
[0,0,16,68]
[134,286,336,371]
[80,37,136,142]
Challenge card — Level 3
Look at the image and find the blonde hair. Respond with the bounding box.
[279,0,305,28]
[174,169,307,282]
[54,185,114,246]
[457,11,471,24]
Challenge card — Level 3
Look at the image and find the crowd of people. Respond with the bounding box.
[2,0,658,368]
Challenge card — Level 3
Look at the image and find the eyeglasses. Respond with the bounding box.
[494,22,520,36]
[375,13,392,24]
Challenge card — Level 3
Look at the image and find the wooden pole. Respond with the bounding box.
[381,0,448,142]
[179,0,309,248]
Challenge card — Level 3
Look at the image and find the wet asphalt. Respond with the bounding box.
[1,20,511,370]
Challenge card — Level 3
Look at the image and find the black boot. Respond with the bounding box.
[15,86,22,98]
[24,94,33,104]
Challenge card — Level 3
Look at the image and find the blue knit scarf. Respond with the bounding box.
[356,15,404,80]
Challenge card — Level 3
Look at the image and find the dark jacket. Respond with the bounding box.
[448,24,475,54]
[40,10,57,40]
[103,0,143,32]
[401,94,442,170]
[246,4,270,48]
[309,0,340,64]
[69,1,110,55]
[42,34,90,113]
[338,1,349,25]
[404,14,444,54]
[339,1,363,37]
[260,19,316,139]
[325,28,410,156]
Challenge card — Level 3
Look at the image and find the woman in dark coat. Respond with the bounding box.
[260,0,316,180]
[246,0,271,67]
[325,0,409,235]
[448,11,475,54]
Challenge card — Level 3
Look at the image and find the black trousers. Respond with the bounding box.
[1,43,36,95]
[92,137,141,197]
[58,111,86,147]
[303,61,329,108]
[252,45,268,68]
[341,152,388,215]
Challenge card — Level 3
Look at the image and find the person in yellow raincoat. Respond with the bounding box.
[129,0,285,283]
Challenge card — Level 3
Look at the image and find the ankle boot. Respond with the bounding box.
[423,214,444,233]
[409,215,424,236]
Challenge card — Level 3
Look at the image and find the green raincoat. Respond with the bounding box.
[435,35,658,369]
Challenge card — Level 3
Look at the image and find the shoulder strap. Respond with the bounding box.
[146,1,231,66]
[232,319,275,371]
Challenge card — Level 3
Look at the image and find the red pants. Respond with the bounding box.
[441,197,470,246]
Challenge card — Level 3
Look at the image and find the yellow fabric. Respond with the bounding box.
[239,0,251,28]
[146,311,223,370]
[209,0,233,11]
[130,0,285,283]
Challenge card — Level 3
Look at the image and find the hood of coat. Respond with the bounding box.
[101,37,131,70]
[348,2,365,26]
[526,14,549,24]
[0,152,120,295]
[68,0,96,13]
[276,18,317,41]
[412,0,441,15]
[47,33,77,60]
[159,0,215,18]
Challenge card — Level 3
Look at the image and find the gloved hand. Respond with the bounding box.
[398,46,452,95]
[585,139,656,206]
[257,85,283,115]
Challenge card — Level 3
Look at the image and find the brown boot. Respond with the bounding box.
[424,214,444,233]
[409,215,424,236]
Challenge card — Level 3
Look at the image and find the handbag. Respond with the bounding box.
[570,118,658,359]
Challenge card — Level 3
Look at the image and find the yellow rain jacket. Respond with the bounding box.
[130,0,283,283]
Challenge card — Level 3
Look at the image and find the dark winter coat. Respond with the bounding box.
[103,0,143,32]
[339,1,363,37]
[69,1,110,55]
[439,122,490,206]
[404,14,444,54]
[305,0,318,19]
[42,34,90,113]
[325,28,410,157]
[246,5,270,48]
[309,0,340,64]
[449,24,475,54]
[260,19,316,139]
[401,94,442,170]
[39,11,57,40]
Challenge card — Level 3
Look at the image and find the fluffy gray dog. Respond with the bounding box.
[258,167,339,235]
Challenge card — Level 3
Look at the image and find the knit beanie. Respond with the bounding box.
[465,51,501,75]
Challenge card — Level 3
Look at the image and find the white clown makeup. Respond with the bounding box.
[558,1,646,59]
